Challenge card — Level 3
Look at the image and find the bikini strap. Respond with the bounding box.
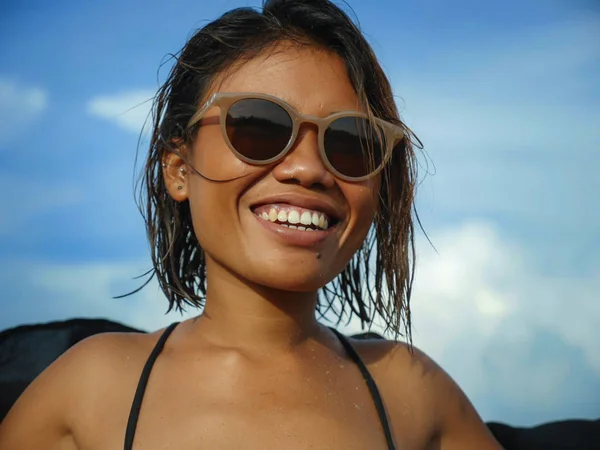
[124,322,180,450]
[330,328,396,450]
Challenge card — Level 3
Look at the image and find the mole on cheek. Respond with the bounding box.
[316,253,322,260]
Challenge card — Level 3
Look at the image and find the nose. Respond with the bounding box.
[271,125,336,189]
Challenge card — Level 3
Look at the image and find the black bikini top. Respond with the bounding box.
[124,323,395,449]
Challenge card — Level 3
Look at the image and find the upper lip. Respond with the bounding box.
[249,193,345,222]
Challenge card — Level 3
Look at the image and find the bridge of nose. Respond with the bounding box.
[293,112,331,128]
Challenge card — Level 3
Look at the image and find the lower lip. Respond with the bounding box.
[253,214,335,247]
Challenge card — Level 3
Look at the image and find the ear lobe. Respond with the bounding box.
[162,152,189,202]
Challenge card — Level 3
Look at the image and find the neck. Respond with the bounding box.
[192,259,323,353]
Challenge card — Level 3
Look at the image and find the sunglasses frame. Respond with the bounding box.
[187,92,405,182]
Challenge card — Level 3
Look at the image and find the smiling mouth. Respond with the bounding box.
[252,204,338,231]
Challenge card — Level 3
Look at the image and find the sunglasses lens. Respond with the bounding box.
[225,99,293,162]
[324,117,385,179]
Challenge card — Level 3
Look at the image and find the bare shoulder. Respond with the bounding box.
[0,329,159,450]
[349,337,503,449]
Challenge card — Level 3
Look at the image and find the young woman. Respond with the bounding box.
[0,1,502,448]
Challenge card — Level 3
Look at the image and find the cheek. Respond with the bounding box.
[192,128,253,181]
[185,170,264,255]
[339,182,379,253]
[187,182,227,247]
[348,181,379,227]
[351,199,377,244]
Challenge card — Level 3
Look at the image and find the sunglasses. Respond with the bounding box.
[186,92,404,181]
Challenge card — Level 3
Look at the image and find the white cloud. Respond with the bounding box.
[0,78,48,145]
[87,90,155,135]
[340,220,600,424]
[411,221,599,372]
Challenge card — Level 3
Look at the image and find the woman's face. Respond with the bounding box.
[168,44,379,292]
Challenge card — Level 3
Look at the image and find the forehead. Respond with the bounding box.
[212,43,362,114]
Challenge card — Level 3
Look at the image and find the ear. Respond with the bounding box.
[162,151,189,202]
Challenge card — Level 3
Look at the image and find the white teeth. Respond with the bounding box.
[300,211,312,225]
[287,210,300,224]
[311,212,320,226]
[258,207,332,230]
[269,208,278,222]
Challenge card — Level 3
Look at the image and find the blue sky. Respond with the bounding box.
[1,0,599,426]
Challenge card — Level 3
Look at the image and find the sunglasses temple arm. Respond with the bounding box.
[187,94,217,129]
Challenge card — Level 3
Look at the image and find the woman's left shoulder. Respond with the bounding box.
[348,336,442,418]
[349,336,503,449]
[347,334,437,383]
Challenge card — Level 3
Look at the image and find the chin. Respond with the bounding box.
[247,261,336,293]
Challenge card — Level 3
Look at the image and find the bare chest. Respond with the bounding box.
[76,356,393,450]
[127,402,386,449]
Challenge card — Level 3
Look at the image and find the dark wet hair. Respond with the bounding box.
[136,0,422,342]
